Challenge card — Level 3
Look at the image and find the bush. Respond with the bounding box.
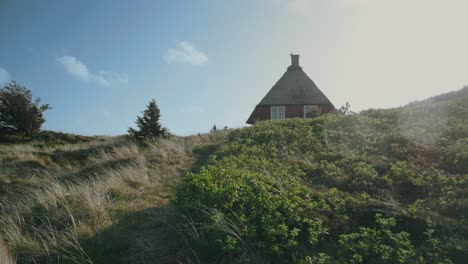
[175,103,467,263]
[0,81,50,137]
[338,214,416,263]
[176,157,327,262]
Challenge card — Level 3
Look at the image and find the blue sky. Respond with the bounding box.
[1,0,467,135]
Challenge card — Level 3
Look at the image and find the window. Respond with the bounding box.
[271,106,285,120]
[304,105,319,118]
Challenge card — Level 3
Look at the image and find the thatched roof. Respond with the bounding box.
[257,54,333,106]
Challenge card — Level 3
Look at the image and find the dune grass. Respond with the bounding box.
[0,131,229,263]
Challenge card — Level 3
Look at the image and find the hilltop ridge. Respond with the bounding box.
[0,87,467,263]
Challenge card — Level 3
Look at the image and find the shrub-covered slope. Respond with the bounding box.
[0,87,466,263]
[176,87,467,263]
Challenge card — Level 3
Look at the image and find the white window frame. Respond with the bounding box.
[271,106,285,120]
[303,105,319,118]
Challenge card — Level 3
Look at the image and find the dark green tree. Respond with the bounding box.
[210,124,217,132]
[0,81,51,136]
[128,99,169,142]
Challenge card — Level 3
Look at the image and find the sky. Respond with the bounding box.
[1,0,467,136]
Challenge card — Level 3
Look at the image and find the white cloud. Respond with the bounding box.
[57,55,128,86]
[0,67,11,85]
[93,71,129,86]
[164,41,208,65]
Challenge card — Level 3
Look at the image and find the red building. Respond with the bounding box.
[246,54,335,124]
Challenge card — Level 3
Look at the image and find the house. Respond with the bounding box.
[246,54,335,124]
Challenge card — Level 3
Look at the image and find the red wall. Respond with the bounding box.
[248,106,270,124]
[248,104,334,124]
[286,105,303,118]
[319,104,335,114]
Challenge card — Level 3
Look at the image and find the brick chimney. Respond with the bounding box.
[291,54,299,66]
[287,54,302,71]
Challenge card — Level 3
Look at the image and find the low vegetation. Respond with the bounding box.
[0,131,229,263]
[0,81,50,138]
[175,87,467,263]
[0,87,466,263]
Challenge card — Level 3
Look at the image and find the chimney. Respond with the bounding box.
[291,54,300,66]
[287,54,302,71]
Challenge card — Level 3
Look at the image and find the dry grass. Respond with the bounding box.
[0,131,229,263]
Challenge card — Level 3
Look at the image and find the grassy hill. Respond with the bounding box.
[0,132,229,263]
[1,87,467,263]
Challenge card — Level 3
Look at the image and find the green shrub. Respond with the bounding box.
[0,81,50,137]
[338,214,416,263]
[176,157,327,262]
[175,104,466,263]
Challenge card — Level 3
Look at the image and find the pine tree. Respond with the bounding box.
[128,99,169,142]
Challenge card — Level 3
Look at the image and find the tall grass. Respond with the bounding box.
[0,131,229,263]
